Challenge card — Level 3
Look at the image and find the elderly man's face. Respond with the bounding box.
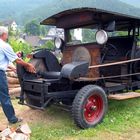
[2,32,8,41]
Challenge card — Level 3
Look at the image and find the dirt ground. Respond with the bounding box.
[1,99,140,140]
[0,100,46,130]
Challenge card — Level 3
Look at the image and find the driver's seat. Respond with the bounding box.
[17,49,89,80]
[33,49,61,72]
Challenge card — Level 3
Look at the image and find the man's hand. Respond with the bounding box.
[15,58,36,73]
[26,63,36,73]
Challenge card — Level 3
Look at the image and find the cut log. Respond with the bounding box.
[7,77,19,84]
[0,125,7,132]
[8,84,20,88]
[6,71,17,78]
[9,87,21,98]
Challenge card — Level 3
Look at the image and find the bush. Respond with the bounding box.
[8,38,32,61]
[40,40,55,50]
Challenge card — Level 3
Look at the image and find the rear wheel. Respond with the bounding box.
[72,85,108,129]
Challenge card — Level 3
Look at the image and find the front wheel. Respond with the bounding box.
[72,85,108,129]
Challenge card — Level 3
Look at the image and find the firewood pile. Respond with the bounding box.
[0,123,31,140]
[6,70,21,98]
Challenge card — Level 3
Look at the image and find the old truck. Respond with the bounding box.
[17,0,140,128]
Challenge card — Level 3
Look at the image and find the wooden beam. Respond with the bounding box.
[108,92,140,100]
[89,58,140,69]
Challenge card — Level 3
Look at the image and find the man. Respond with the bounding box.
[0,26,36,124]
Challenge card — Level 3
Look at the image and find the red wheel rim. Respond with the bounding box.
[84,94,103,123]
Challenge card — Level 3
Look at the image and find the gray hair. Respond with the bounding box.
[0,26,8,36]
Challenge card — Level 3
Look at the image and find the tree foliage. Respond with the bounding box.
[36,40,55,50]
[24,20,48,36]
[25,20,41,35]
[8,37,32,60]
[82,29,96,43]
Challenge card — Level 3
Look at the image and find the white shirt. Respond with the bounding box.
[0,39,18,71]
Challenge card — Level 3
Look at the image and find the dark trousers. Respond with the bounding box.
[0,70,18,123]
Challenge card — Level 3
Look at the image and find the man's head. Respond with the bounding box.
[0,26,8,41]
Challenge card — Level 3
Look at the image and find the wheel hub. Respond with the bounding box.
[90,105,97,111]
[84,94,103,123]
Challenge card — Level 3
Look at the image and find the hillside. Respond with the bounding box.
[0,0,49,25]
[0,0,139,25]
[120,0,140,8]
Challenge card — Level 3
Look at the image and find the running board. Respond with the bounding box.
[108,92,140,100]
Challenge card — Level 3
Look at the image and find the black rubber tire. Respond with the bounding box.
[72,85,108,129]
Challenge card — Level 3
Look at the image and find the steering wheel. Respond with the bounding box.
[101,43,118,62]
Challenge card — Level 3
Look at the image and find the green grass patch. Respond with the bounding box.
[30,98,140,140]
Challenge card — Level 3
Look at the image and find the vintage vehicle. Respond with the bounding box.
[17,0,140,129]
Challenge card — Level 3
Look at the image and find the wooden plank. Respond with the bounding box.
[76,71,140,81]
[0,124,7,132]
[76,77,99,81]
[89,57,140,69]
[108,92,140,100]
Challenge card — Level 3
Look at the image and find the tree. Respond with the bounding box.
[25,20,41,35]
[40,26,48,36]
[82,29,96,43]
[24,20,49,36]
[39,40,55,50]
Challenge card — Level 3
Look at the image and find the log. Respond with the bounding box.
[8,84,20,88]
[9,87,21,94]
[6,71,17,78]
[9,87,21,98]
[0,125,7,132]
[7,77,19,84]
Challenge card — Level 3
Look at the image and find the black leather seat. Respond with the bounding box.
[33,49,61,72]
[34,49,90,79]
[17,49,89,81]
[38,61,89,80]
[32,49,61,79]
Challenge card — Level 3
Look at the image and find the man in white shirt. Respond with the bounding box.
[0,26,36,124]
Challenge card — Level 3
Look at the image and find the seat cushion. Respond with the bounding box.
[61,61,89,79]
[37,71,61,79]
[33,49,61,72]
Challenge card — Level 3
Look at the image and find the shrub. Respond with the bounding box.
[8,38,32,61]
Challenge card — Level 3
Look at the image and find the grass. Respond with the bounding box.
[29,98,140,140]
[1,98,140,140]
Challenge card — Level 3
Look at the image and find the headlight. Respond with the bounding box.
[95,30,108,45]
[54,37,63,49]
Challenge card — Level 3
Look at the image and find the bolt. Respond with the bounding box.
[88,114,91,117]
[90,105,97,111]
[93,99,96,103]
